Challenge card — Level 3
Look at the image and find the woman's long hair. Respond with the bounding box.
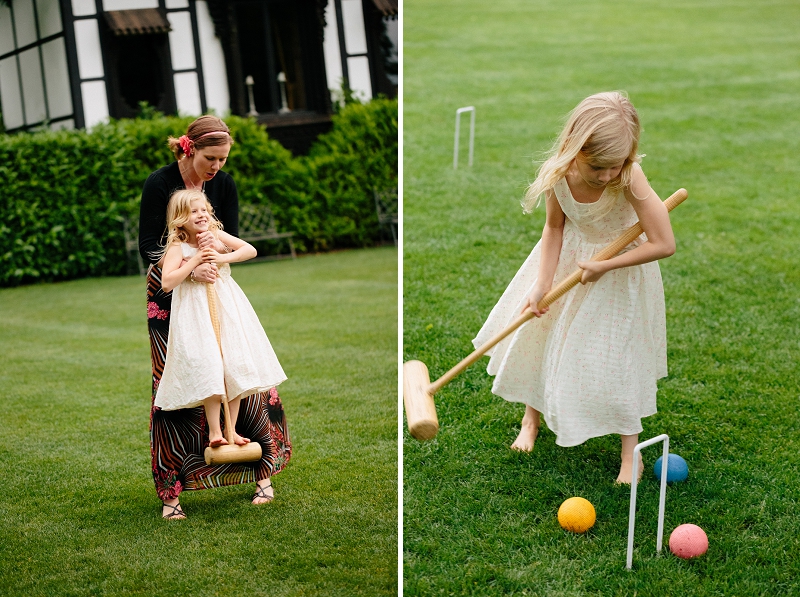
[167,115,234,160]
[522,91,642,213]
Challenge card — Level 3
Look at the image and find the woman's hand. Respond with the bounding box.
[197,231,229,254]
[192,262,218,283]
[524,285,551,317]
[578,260,609,284]
[196,231,215,249]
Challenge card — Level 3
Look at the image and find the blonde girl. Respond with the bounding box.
[155,190,287,463]
[473,92,675,483]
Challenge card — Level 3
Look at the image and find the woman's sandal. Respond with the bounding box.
[162,502,186,520]
[252,481,274,504]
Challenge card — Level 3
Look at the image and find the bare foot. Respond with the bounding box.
[511,424,538,452]
[615,453,644,484]
[252,479,274,505]
[162,498,186,520]
[209,436,229,448]
[232,432,251,446]
[511,406,540,452]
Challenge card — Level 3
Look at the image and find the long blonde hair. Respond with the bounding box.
[153,189,223,260]
[522,91,642,213]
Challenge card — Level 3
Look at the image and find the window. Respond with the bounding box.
[232,0,327,115]
[0,0,74,132]
[102,9,176,119]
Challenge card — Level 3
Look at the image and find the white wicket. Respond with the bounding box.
[626,434,670,570]
[453,106,475,169]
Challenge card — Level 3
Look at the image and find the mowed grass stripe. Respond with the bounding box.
[0,247,397,597]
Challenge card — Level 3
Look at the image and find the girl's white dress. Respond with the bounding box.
[155,243,287,410]
[473,177,667,447]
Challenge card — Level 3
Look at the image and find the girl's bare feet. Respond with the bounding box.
[616,453,644,484]
[232,432,251,446]
[616,434,643,484]
[511,406,541,452]
[209,435,229,448]
[252,479,274,505]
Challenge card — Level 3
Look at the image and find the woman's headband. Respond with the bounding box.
[178,131,230,157]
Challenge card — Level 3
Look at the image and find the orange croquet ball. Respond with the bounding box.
[557,497,596,533]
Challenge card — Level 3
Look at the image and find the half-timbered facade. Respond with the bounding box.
[0,0,397,152]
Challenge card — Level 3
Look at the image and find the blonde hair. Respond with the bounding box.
[167,115,234,160]
[522,91,642,213]
[153,189,223,260]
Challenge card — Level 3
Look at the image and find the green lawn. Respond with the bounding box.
[403,1,800,595]
[0,248,397,597]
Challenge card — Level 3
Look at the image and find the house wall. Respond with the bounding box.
[323,0,372,101]
[195,0,228,115]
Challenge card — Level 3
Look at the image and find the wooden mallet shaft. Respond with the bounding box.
[404,188,688,441]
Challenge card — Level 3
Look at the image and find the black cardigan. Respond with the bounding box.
[138,162,239,264]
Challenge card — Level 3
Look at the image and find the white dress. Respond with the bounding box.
[473,178,667,447]
[154,243,287,410]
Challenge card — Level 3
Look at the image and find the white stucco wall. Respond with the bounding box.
[196,0,229,115]
[322,0,343,99]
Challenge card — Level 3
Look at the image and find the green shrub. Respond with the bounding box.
[0,126,133,284]
[0,98,397,286]
[302,98,398,250]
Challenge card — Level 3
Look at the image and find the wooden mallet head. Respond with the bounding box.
[403,360,439,441]
[204,436,263,465]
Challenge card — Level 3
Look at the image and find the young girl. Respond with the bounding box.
[473,91,676,483]
[154,189,287,450]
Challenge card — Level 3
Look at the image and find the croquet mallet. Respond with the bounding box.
[203,283,263,465]
[404,188,688,441]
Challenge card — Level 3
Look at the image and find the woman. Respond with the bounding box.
[139,115,291,520]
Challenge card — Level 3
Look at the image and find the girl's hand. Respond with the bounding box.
[524,286,551,317]
[187,250,205,269]
[578,260,609,284]
[200,247,221,263]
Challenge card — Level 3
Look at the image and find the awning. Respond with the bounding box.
[104,9,171,36]
[372,0,398,17]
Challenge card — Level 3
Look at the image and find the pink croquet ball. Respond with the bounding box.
[669,524,708,559]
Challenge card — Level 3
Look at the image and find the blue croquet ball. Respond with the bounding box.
[653,454,689,483]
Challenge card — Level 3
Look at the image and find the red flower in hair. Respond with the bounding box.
[178,135,192,157]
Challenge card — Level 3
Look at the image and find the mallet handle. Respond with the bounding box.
[428,188,688,395]
[207,283,235,446]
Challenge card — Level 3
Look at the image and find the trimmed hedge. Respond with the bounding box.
[0,98,397,286]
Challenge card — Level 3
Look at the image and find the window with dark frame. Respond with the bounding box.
[101,9,176,120]
[233,0,326,116]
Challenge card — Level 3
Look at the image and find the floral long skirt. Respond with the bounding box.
[147,265,291,500]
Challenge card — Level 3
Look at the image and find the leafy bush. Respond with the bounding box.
[0,98,397,286]
[302,98,398,250]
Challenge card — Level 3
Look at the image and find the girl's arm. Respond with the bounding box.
[578,164,675,283]
[525,189,566,316]
[161,243,207,292]
[202,230,257,265]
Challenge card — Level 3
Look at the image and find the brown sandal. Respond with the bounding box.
[162,502,186,520]
[252,481,274,504]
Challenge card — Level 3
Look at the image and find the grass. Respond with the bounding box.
[403,1,800,595]
[0,247,397,597]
